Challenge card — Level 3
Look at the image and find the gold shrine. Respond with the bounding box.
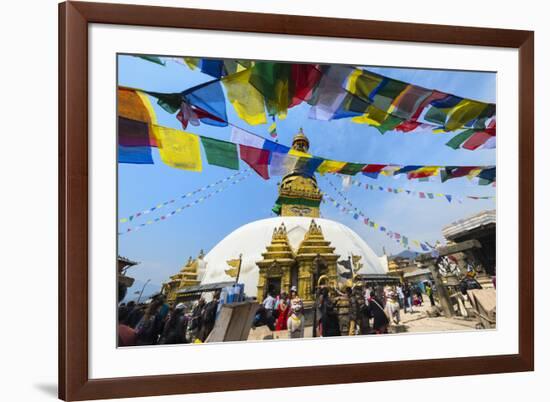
[256,129,340,302]
[162,250,204,303]
[272,128,322,218]
[256,220,340,303]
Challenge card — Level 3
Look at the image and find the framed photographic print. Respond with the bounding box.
[59,1,534,400]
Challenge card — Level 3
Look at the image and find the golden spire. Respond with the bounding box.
[292,127,309,153]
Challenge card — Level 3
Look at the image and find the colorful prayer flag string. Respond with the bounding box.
[119,171,245,224]
[341,176,495,203]
[119,172,252,235]
[321,188,433,252]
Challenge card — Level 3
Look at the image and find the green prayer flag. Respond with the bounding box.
[424,106,450,125]
[372,79,408,112]
[200,136,239,170]
[137,55,165,66]
[446,129,476,150]
[375,114,404,134]
[144,91,182,114]
[249,62,292,117]
[339,162,365,176]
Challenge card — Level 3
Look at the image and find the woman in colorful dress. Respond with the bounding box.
[275,292,290,331]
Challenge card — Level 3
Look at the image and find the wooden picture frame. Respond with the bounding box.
[59,1,534,400]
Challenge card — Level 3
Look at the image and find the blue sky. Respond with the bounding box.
[117,55,496,294]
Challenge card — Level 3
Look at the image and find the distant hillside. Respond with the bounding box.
[394,250,420,260]
[122,279,162,304]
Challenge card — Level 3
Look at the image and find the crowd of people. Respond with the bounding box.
[118,280,439,346]
[257,280,437,338]
[117,291,222,347]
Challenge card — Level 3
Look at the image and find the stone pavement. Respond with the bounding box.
[247,303,481,341]
[389,303,479,334]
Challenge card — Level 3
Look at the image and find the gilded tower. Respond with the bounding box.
[272,129,323,217]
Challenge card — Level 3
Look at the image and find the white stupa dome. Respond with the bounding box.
[201,217,386,297]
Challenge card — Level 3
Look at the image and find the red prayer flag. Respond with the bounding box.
[289,64,323,107]
[239,144,270,179]
[395,120,422,132]
[462,131,493,150]
[362,164,387,173]
[449,166,477,179]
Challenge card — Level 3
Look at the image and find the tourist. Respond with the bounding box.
[334,283,352,336]
[367,291,390,334]
[426,282,435,306]
[198,290,221,342]
[414,285,424,305]
[159,303,189,344]
[396,283,405,309]
[135,298,164,345]
[262,289,277,330]
[317,287,340,337]
[118,305,136,347]
[287,286,305,338]
[275,291,290,331]
[403,282,414,313]
[189,297,206,342]
[126,303,145,329]
[349,283,370,335]
[385,290,401,325]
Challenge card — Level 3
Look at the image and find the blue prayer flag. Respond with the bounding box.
[118,145,153,164]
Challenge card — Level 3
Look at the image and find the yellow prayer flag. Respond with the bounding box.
[289,149,312,158]
[467,168,482,179]
[154,126,202,172]
[317,160,347,175]
[351,106,388,126]
[222,69,267,126]
[118,88,157,124]
[446,99,487,131]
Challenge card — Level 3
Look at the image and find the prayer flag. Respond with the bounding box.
[478,167,496,182]
[222,69,267,126]
[347,69,384,103]
[395,165,422,176]
[445,99,488,131]
[249,62,292,118]
[183,57,200,70]
[200,59,225,78]
[268,122,277,138]
[269,152,299,176]
[317,160,347,175]
[118,117,156,147]
[308,65,353,120]
[482,136,496,149]
[289,64,322,107]
[408,166,440,179]
[441,166,478,182]
[200,137,239,170]
[136,55,165,66]
[462,130,493,150]
[262,140,291,155]
[118,145,154,164]
[424,106,452,126]
[339,163,365,176]
[389,84,432,119]
[154,126,202,172]
[239,144,270,179]
[183,79,228,126]
[446,129,476,149]
[230,126,265,148]
[371,78,409,113]
[118,87,158,145]
[144,90,182,114]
